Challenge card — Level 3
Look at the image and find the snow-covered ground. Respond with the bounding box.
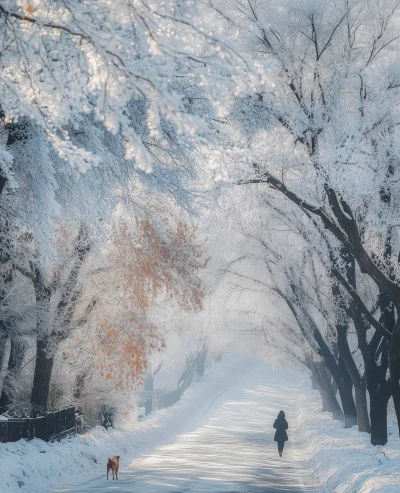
[2,355,400,493]
[1,355,255,493]
[51,362,312,493]
[297,391,400,493]
[1,355,311,493]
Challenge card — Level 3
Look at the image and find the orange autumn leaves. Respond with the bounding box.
[94,316,163,392]
[93,218,207,391]
[113,219,207,314]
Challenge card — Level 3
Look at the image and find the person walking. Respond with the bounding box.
[273,410,288,457]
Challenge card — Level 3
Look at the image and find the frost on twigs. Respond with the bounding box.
[0,0,250,173]
[47,132,101,172]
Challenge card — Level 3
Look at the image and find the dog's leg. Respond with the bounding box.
[107,466,109,480]
[116,467,118,480]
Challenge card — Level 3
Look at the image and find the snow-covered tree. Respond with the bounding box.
[206,0,400,445]
[0,0,241,173]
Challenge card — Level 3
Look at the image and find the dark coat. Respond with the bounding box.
[273,417,288,442]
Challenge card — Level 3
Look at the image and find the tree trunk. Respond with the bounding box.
[336,324,370,431]
[369,390,390,445]
[0,330,8,372]
[364,345,391,446]
[333,250,369,433]
[310,373,319,390]
[379,288,400,436]
[317,349,357,426]
[390,372,400,437]
[354,381,370,433]
[363,356,391,445]
[0,124,26,383]
[303,319,358,426]
[0,335,26,413]
[306,306,357,426]
[326,368,338,395]
[0,230,12,374]
[318,381,331,412]
[307,360,344,420]
[317,363,344,421]
[331,249,361,429]
[389,320,400,436]
[338,378,357,428]
[31,338,55,415]
[316,339,357,426]
[285,292,356,426]
[196,346,208,376]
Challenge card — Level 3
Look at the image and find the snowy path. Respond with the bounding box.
[52,365,314,493]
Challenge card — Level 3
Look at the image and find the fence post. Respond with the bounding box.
[45,413,50,442]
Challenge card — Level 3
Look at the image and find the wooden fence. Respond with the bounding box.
[0,406,76,443]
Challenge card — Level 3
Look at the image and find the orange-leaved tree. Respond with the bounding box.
[92,216,208,391]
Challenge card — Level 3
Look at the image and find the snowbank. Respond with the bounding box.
[295,387,400,493]
[0,354,254,493]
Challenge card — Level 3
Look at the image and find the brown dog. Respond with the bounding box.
[106,456,120,480]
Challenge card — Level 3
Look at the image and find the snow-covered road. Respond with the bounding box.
[52,365,314,493]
